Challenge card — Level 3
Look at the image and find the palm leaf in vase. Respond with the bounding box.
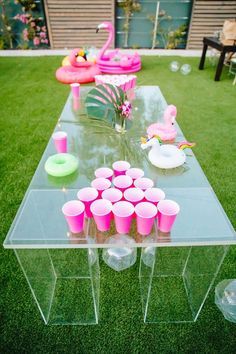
[85,84,128,128]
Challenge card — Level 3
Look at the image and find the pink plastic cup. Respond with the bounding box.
[112,160,131,177]
[124,188,144,218]
[126,168,144,182]
[77,187,98,218]
[157,199,180,233]
[91,177,111,197]
[144,188,165,205]
[62,200,85,233]
[113,175,133,193]
[124,188,144,207]
[95,167,113,182]
[134,177,154,191]
[70,83,80,99]
[102,188,123,204]
[113,201,134,234]
[135,202,157,236]
[52,131,67,153]
[73,99,80,111]
[90,199,113,232]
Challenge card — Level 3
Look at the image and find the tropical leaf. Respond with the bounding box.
[85,84,126,126]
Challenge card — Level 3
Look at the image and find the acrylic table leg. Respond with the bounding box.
[15,248,100,325]
[139,246,228,323]
[199,43,208,70]
[215,51,226,81]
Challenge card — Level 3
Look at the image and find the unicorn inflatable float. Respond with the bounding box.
[141,135,195,169]
[96,21,141,74]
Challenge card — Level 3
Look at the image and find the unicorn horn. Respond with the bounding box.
[141,137,147,144]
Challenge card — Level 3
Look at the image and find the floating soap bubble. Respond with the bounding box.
[180,64,192,75]
[169,61,180,72]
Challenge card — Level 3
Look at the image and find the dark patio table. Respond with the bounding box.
[199,37,236,81]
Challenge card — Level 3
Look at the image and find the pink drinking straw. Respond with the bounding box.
[113,175,133,193]
[123,188,144,207]
[62,200,85,233]
[95,167,113,182]
[52,131,67,153]
[90,199,113,232]
[77,187,98,218]
[70,83,80,99]
[91,177,111,197]
[144,188,165,205]
[112,160,131,177]
[112,201,134,234]
[157,199,180,233]
[134,177,154,191]
[126,168,144,182]
[102,188,123,204]
[135,202,157,236]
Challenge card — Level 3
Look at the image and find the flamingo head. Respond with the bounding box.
[96,21,113,33]
[141,135,162,150]
[163,104,177,125]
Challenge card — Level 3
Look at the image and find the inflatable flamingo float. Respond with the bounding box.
[147,105,178,142]
[96,22,141,74]
[56,48,101,84]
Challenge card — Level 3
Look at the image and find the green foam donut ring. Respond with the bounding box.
[44,153,78,177]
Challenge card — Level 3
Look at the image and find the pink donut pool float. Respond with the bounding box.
[96,22,141,74]
[56,48,101,84]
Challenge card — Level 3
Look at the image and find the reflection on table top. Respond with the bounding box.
[3,86,236,249]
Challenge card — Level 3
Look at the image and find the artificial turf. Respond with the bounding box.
[0,56,236,353]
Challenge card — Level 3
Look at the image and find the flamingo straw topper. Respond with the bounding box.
[141,135,195,169]
[96,22,141,74]
[147,105,178,142]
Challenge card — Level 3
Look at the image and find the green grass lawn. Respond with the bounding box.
[0,56,236,353]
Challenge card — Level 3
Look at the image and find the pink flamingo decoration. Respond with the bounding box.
[147,105,178,142]
[96,22,141,74]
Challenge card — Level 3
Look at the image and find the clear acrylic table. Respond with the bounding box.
[4,86,236,325]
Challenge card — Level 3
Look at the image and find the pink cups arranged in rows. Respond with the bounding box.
[62,160,180,236]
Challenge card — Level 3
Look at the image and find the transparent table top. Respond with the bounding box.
[4,86,236,248]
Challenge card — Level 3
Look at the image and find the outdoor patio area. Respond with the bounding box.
[0,53,236,353]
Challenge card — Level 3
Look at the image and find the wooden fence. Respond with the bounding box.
[187,0,236,49]
[44,0,115,49]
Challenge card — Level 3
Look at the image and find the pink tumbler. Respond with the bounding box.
[113,175,133,193]
[62,200,85,233]
[124,188,144,207]
[91,177,111,197]
[112,161,131,177]
[102,188,123,204]
[157,199,180,233]
[135,202,157,236]
[77,187,98,218]
[125,168,144,182]
[52,131,67,153]
[113,201,134,234]
[134,177,154,191]
[144,188,165,205]
[70,83,80,99]
[95,167,113,182]
[90,199,113,232]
